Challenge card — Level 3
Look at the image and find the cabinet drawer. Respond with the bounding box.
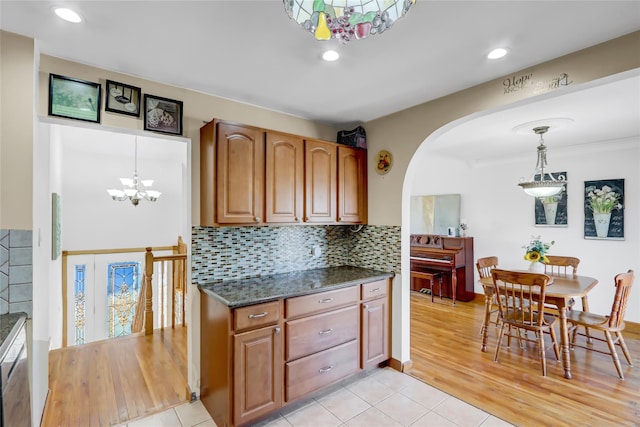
[285,305,358,361]
[286,286,359,319]
[234,301,280,331]
[361,279,388,301]
[285,340,358,402]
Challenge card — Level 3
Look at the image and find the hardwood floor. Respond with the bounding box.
[42,327,188,427]
[407,291,640,427]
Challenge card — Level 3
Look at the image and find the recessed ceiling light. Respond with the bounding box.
[487,48,508,60]
[54,7,83,23]
[322,50,339,62]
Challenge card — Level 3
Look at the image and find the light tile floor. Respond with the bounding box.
[118,368,514,427]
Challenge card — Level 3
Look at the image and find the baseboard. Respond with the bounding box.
[625,320,640,334]
[389,358,413,373]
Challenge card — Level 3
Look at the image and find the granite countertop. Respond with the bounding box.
[0,312,27,359]
[198,266,394,308]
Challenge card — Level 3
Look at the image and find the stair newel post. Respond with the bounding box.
[144,247,154,335]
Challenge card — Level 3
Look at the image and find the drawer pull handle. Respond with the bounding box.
[319,365,334,373]
[370,288,381,293]
[248,312,268,319]
[318,328,333,335]
[319,298,333,304]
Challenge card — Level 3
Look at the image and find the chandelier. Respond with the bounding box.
[518,126,567,198]
[107,137,161,206]
[284,0,415,44]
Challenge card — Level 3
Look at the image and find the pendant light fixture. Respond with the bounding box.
[518,126,567,198]
[107,137,161,206]
[284,0,415,44]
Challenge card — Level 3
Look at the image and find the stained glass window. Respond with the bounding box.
[107,262,141,338]
[74,265,86,345]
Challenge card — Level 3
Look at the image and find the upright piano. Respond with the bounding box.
[410,234,475,302]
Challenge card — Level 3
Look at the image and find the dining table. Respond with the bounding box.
[479,271,599,379]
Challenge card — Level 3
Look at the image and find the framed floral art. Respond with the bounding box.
[584,178,624,240]
[534,171,568,227]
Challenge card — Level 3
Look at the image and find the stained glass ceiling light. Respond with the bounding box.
[107,137,161,206]
[284,0,415,44]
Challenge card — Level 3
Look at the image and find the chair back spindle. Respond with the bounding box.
[543,255,580,276]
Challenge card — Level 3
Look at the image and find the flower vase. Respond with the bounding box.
[529,261,545,273]
[543,202,558,225]
[593,212,612,238]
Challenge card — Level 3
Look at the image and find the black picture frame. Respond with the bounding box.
[584,178,624,240]
[143,94,183,135]
[48,73,101,123]
[105,80,141,117]
[534,171,568,227]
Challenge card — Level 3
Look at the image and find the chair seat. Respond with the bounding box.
[503,309,558,330]
[567,310,625,332]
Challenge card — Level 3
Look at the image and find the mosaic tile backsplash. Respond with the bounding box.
[0,229,33,317]
[192,225,400,284]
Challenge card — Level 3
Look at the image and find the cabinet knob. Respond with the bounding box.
[364,304,369,309]
[255,216,261,222]
[337,217,342,222]
[274,327,281,334]
[294,216,299,222]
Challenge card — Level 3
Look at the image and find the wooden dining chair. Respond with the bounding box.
[543,255,580,276]
[491,269,559,376]
[567,270,635,379]
[476,256,499,335]
[542,255,581,317]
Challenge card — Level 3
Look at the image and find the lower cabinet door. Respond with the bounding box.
[234,325,282,425]
[361,297,389,369]
[285,340,358,402]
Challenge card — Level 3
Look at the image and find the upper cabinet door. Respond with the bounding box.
[216,122,265,224]
[265,132,304,223]
[338,146,367,224]
[304,140,337,223]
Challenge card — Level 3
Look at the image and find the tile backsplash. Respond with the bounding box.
[192,225,400,284]
[0,229,33,317]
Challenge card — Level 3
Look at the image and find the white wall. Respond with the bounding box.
[408,140,640,323]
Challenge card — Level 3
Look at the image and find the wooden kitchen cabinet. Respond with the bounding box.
[265,132,304,223]
[200,276,391,426]
[337,145,367,224]
[216,121,265,224]
[304,139,337,223]
[200,119,367,226]
[361,279,390,369]
[233,324,282,425]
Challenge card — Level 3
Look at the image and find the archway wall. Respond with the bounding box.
[362,31,640,364]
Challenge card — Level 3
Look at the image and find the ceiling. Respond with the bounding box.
[1,1,639,162]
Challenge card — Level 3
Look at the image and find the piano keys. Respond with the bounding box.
[409,234,475,302]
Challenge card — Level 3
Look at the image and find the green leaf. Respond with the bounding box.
[323,4,336,18]
[313,0,325,13]
[349,12,364,25]
[363,11,377,22]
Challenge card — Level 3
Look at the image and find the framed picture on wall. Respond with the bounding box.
[105,80,141,117]
[143,94,183,135]
[584,178,624,240]
[534,171,568,227]
[48,73,101,123]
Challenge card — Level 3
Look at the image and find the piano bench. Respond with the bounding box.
[411,271,446,304]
